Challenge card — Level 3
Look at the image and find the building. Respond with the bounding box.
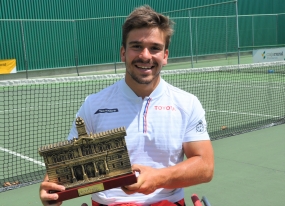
[38,117,132,189]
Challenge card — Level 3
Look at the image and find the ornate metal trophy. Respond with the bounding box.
[38,117,136,203]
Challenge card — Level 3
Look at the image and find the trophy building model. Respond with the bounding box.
[38,117,133,190]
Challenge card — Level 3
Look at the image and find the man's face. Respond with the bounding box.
[120,27,169,86]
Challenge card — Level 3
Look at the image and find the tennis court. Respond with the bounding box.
[1,0,285,204]
[0,123,284,205]
[0,58,284,205]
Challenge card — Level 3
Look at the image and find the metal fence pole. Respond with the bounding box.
[276,14,278,45]
[252,16,255,49]
[111,17,117,74]
[195,18,198,63]
[188,9,194,68]
[73,20,79,76]
[235,0,240,65]
[225,16,228,60]
[20,20,29,79]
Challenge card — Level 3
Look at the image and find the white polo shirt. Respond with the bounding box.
[67,78,209,205]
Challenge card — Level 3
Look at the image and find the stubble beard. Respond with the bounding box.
[126,59,161,85]
[126,69,160,85]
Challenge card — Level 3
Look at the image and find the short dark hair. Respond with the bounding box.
[122,5,174,50]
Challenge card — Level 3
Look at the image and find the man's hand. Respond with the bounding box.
[39,174,65,206]
[121,140,214,196]
[121,164,164,195]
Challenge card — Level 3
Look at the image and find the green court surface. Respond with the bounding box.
[0,124,284,206]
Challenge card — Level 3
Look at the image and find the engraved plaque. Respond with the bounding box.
[78,183,104,196]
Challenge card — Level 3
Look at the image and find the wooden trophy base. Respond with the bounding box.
[48,172,137,204]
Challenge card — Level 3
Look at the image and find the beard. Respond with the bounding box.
[126,69,160,84]
[126,58,161,84]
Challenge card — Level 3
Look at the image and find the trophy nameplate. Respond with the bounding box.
[38,117,136,203]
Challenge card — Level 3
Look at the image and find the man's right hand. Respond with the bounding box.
[39,174,65,206]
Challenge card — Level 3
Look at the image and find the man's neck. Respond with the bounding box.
[125,76,160,99]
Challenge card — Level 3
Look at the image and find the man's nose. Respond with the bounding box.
[139,48,152,60]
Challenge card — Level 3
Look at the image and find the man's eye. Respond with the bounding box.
[132,45,141,49]
[151,47,161,51]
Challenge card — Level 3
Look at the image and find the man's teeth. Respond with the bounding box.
[138,66,152,69]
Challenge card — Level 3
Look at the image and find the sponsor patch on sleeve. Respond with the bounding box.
[196,120,207,132]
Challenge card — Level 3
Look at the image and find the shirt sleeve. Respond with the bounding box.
[183,96,210,142]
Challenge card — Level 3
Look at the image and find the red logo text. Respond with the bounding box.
[154,106,176,111]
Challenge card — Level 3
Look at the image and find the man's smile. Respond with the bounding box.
[135,65,155,70]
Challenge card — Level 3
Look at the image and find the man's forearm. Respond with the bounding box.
[158,156,214,189]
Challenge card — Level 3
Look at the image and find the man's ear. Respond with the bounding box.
[120,46,126,62]
[162,49,169,66]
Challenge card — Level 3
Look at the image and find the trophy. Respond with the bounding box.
[38,117,137,203]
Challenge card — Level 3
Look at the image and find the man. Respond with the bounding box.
[39,5,214,206]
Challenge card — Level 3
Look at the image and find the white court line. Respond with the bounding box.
[0,100,83,113]
[185,82,285,90]
[0,146,45,167]
[207,109,281,118]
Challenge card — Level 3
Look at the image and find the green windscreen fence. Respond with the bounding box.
[1,61,285,192]
[163,1,238,63]
[239,14,284,50]
[1,1,238,72]
[1,1,284,73]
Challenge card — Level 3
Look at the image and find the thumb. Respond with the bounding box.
[131,164,143,174]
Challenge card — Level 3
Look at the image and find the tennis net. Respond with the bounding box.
[0,61,285,191]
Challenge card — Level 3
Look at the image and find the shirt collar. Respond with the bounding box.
[119,77,166,100]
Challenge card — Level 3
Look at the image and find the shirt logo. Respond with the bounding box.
[196,120,206,132]
[154,106,176,111]
[95,108,119,114]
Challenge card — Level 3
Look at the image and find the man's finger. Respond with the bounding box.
[121,185,137,195]
[131,164,142,173]
[40,182,65,192]
[40,182,65,205]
